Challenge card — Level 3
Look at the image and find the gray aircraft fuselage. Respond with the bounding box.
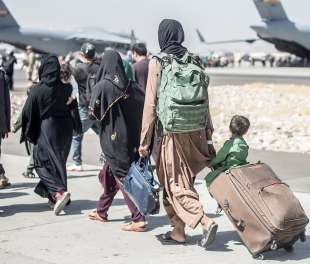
[0,26,133,55]
[0,26,80,54]
[251,21,310,59]
[0,0,133,55]
[251,0,310,59]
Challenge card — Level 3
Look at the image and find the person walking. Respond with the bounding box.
[88,50,147,232]
[0,65,11,189]
[21,55,77,215]
[23,46,37,86]
[132,43,149,92]
[139,19,218,247]
[2,51,17,90]
[67,43,100,172]
[13,81,38,179]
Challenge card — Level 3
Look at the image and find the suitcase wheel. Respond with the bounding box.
[253,253,265,260]
[284,245,294,253]
[300,232,306,243]
[270,240,278,251]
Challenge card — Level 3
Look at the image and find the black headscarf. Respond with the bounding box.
[158,19,188,58]
[21,55,63,144]
[34,55,62,116]
[96,50,128,90]
[90,50,145,177]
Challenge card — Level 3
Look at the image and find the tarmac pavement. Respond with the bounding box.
[0,153,310,264]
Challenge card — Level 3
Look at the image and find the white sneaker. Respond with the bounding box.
[67,164,83,172]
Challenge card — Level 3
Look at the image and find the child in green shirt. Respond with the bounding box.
[205,115,250,188]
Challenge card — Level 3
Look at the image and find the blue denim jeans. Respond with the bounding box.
[71,106,100,166]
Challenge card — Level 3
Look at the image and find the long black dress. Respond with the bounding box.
[21,56,75,201]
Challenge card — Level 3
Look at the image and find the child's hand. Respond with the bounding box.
[208,144,216,158]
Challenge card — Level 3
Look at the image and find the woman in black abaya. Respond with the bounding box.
[21,55,75,215]
[88,50,147,232]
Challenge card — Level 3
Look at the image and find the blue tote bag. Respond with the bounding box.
[123,157,160,216]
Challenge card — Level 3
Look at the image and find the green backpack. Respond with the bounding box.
[155,52,210,133]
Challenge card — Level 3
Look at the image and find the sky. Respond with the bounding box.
[4,0,310,54]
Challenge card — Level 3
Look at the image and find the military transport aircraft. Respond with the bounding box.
[197,0,310,59]
[0,0,137,55]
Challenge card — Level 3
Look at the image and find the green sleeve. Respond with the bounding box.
[210,141,231,166]
[123,60,135,81]
[226,140,249,166]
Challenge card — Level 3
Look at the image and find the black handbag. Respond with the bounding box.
[123,157,160,215]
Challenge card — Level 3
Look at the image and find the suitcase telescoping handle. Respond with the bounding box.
[223,199,246,232]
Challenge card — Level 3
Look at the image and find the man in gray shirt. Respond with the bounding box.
[132,43,149,92]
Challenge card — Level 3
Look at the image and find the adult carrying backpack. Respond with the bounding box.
[155,52,210,133]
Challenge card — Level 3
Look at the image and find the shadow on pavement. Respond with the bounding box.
[190,230,241,249]
[262,236,310,261]
[62,198,126,215]
[154,230,241,250]
[7,181,37,190]
[147,215,170,231]
[147,213,222,232]
[0,202,52,217]
[0,191,29,199]
[201,231,310,261]
[193,231,310,261]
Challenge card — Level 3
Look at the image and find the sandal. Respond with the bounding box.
[122,222,147,232]
[201,222,218,249]
[88,211,108,223]
[157,231,186,245]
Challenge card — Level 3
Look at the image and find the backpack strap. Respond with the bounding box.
[152,53,172,68]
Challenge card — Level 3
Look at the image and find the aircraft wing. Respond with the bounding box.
[203,39,258,45]
[196,29,258,45]
[66,31,132,46]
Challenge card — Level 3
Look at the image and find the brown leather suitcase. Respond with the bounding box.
[209,162,309,260]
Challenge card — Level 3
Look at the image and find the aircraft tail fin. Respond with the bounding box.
[196,29,206,43]
[130,29,136,46]
[0,0,19,28]
[253,0,288,21]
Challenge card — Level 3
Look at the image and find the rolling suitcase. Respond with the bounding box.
[209,162,309,259]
